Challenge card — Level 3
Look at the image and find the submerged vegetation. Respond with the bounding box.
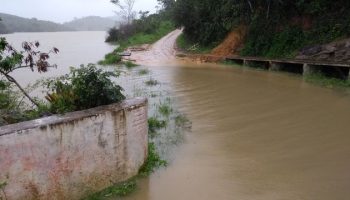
[123,60,138,69]
[304,73,350,89]
[145,78,159,86]
[148,117,167,137]
[84,180,137,200]
[98,52,122,65]
[139,142,168,176]
[138,69,150,75]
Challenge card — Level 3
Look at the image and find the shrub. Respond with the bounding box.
[46,64,125,113]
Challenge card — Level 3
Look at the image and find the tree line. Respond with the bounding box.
[169,0,350,57]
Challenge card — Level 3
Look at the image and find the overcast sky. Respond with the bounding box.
[0,0,160,23]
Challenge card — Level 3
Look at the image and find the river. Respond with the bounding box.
[2,31,350,200]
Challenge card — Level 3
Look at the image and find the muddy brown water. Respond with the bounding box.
[120,64,350,200]
[2,32,350,200]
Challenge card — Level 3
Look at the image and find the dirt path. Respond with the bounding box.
[127,29,183,66]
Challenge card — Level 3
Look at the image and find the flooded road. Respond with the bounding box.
[122,31,350,200]
[2,31,350,199]
[123,65,350,200]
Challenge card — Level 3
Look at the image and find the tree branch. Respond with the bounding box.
[1,71,39,107]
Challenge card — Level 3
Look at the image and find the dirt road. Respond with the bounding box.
[127,29,183,65]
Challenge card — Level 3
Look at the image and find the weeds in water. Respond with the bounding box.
[123,61,138,69]
[0,181,7,198]
[175,114,191,128]
[158,103,173,117]
[220,60,244,67]
[139,143,167,177]
[305,73,350,88]
[148,117,167,137]
[98,53,122,65]
[138,69,150,75]
[83,180,136,200]
[150,92,158,98]
[145,78,159,86]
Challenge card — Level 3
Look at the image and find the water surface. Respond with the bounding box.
[123,64,350,200]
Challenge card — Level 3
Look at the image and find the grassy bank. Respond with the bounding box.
[99,20,175,66]
[176,33,214,54]
[118,20,175,50]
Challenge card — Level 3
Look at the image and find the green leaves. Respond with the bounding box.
[46,64,125,114]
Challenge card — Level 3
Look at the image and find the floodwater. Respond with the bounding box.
[125,64,350,200]
[2,31,350,200]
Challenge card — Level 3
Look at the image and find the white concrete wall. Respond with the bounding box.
[0,98,148,200]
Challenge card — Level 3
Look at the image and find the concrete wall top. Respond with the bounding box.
[0,98,147,136]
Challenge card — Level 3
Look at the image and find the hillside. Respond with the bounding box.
[63,16,119,31]
[173,0,350,61]
[0,13,73,33]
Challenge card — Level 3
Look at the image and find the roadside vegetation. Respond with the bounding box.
[98,0,176,67]
[172,0,350,58]
[176,33,214,54]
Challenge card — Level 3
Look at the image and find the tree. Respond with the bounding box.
[0,37,58,107]
[111,0,137,24]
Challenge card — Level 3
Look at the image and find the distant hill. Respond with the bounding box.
[0,13,73,34]
[0,20,10,34]
[63,16,119,31]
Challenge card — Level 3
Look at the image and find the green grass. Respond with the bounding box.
[139,142,167,177]
[98,53,122,65]
[118,21,175,51]
[305,73,350,88]
[158,103,173,117]
[176,33,214,54]
[83,133,168,199]
[123,61,138,69]
[148,117,167,137]
[83,180,137,200]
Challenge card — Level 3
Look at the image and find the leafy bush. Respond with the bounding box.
[46,64,125,113]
